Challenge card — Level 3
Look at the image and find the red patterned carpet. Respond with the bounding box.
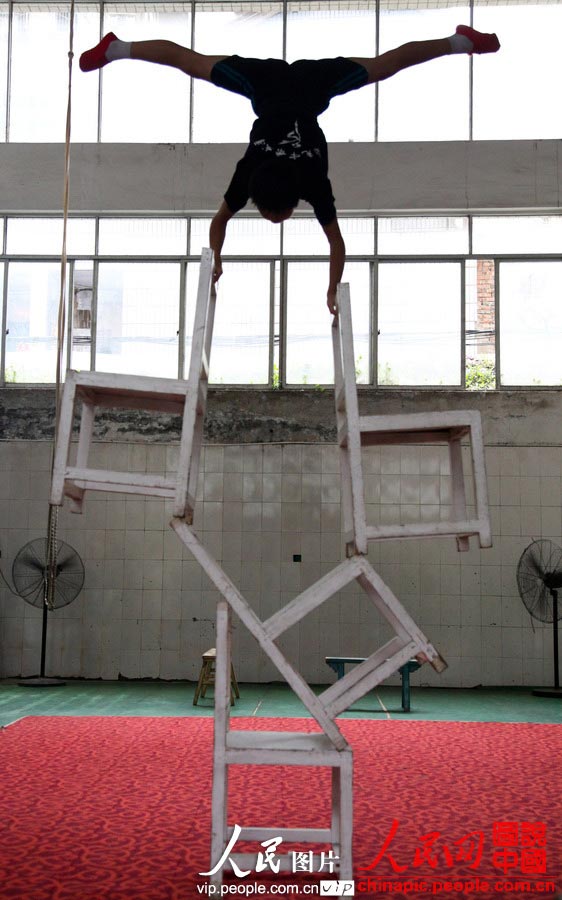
[0,716,560,900]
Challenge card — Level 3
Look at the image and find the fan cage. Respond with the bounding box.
[12,538,85,610]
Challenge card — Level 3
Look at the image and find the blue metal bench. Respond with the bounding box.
[325,656,421,712]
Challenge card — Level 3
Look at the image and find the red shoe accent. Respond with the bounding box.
[79,32,118,72]
[456,24,500,54]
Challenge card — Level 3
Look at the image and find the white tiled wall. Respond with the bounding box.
[0,440,557,687]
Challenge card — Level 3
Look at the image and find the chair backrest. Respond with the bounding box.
[331,284,368,554]
[174,248,217,519]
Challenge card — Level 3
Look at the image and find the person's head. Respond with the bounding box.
[249,158,299,224]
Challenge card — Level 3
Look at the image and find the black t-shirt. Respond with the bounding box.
[224,113,337,227]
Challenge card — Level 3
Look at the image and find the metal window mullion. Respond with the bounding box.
[189,0,195,143]
[494,258,501,389]
[66,258,74,371]
[460,258,466,388]
[282,0,287,60]
[268,258,275,387]
[178,259,187,379]
[469,0,474,141]
[5,0,13,142]
[1,258,8,384]
[374,0,379,142]
[369,257,376,386]
[97,4,105,143]
[279,255,287,389]
[91,220,99,370]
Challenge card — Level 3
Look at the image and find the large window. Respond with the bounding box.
[2,213,562,389]
[0,0,560,142]
[473,2,562,140]
[101,5,192,143]
[377,261,461,386]
[377,5,470,142]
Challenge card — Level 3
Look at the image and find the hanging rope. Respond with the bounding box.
[46,0,75,611]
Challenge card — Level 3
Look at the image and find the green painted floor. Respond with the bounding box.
[1,680,560,727]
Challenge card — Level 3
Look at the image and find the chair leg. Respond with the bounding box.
[230,663,240,699]
[69,400,95,513]
[337,753,353,881]
[210,599,232,886]
[193,661,207,706]
[50,375,77,505]
[470,419,493,548]
[331,766,341,856]
[448,437,469,552]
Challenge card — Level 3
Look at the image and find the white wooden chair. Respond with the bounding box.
[206,599,353,885]
[172,518,446,886]
[332,284,492,556]
[49,248,216,522]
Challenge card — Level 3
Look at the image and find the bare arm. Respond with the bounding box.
[323,217,346,315]
[209,200,233,283]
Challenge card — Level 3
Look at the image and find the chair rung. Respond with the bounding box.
[66,467,175,496]
[365,521,483,541]
[231,827,332,843]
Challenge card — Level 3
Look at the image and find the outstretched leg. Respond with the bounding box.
[80,33,227,80]
[351,25,499,84]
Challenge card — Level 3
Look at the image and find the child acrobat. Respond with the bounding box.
[80,26,500,314]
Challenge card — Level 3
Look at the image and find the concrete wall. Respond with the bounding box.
[2,140,562,214]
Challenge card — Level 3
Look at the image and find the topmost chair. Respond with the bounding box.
[50,248,216,522]
[332,283,492,557]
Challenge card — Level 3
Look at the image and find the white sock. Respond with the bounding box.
[448,33,473,54]
[106,39,132,62]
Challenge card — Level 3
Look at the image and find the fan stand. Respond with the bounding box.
[532,588,562,699]
[18,600,66,688]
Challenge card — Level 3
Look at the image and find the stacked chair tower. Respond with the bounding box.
[50,251,491,886]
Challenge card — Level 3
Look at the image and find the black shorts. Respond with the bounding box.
[211,56,368,118]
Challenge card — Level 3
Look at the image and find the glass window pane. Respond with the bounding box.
[286,2,376,142]
[465,259,495,390]
[96,262,180,377]
[0,4,8,140]
[472,216,562,255]
[190,217,280,256]
[378,217,468,255]
[98,219,187,255]
[284,218,374,255]
[500,262,562,386]
[474,3,562,139]
[286,261,369,384]
[10,4,99,141]
[378,262,461,385]
[71,263,94,371]
[192,2,283,142]
[7,218,95,255]
[378,6,469,141]
[101,4,191,142]
[186,261,270,384]
[5,262,66,382]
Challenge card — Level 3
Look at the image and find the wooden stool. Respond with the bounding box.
[193,647,240,706]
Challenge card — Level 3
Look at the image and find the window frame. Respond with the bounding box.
[2,211,562,390]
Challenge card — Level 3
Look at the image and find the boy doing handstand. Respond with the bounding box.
[80,25,499,313]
